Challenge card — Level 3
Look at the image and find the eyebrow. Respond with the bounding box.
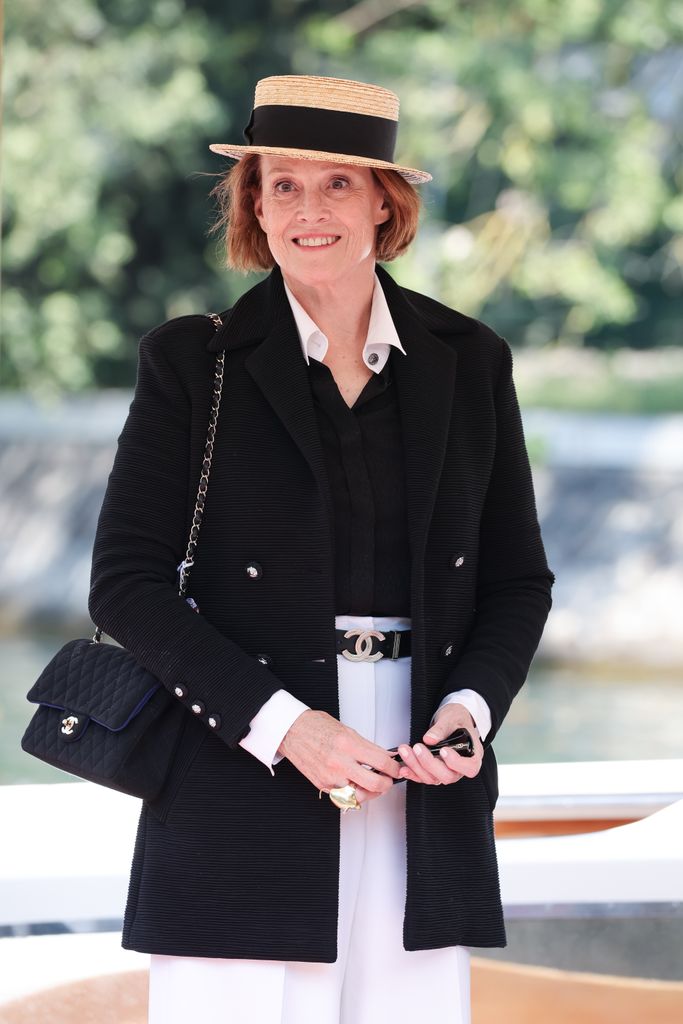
[264,164,352,176]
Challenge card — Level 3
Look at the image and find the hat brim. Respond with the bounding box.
[208,143,432,185]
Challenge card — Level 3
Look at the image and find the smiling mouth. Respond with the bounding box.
[293,235,341,248]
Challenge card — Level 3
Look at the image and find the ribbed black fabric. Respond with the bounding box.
[88,264,554,960]
[308,353,410,615]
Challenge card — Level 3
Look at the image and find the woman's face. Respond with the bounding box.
[253,156,390,289]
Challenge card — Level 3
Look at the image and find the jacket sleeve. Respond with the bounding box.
[88,330,287,749]
[437,338,555,746]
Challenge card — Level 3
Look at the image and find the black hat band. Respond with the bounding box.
[244,104,399,163]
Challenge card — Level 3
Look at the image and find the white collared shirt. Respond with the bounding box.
[238,275,491,774]
[283,273,407,372]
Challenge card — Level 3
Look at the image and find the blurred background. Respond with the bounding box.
[2,0,683,759]
[1,0,683,1007]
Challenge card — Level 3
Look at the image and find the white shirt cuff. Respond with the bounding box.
[430,689,492,742]
[238,689,311,776]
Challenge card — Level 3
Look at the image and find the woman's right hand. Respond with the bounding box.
[277,709,402,803]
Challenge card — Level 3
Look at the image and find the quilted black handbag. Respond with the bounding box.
[21,313,225,801]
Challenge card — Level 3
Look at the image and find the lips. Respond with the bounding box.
[293,235,341,248]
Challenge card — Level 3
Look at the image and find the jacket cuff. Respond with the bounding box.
[238,689,311,776]
[430,689,492,742]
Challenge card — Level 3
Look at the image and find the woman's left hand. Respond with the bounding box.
[396,703,484,786]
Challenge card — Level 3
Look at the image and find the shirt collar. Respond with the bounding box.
[282,273,407,374]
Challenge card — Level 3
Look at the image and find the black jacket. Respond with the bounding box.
[89,264,554,961]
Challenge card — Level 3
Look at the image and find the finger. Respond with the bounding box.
[398,762,464,786]
[439,745,481,778]
[354,741,402,779]
[424,705,476,746]
[353,785,376,805]
[349,762,394,795]
[413,743,464,784]
[401,742,467,785]
[397,744,428,783]
[322,784,374,806]
[422,720,453,745]
[398,743,442,785]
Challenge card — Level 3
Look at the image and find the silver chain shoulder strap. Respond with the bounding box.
[178,313,225,600]
[94,312,224,642]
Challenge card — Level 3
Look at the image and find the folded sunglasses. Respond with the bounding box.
[364,727,475,784]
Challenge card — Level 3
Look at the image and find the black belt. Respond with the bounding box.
[335,627,411,662]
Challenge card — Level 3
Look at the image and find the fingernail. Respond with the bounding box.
[439,748,449,758]
[414,744,423,755]
[424,732,436,742]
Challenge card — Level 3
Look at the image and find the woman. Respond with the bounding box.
[88,75,554,1023]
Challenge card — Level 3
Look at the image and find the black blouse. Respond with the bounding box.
[307,349,411,616]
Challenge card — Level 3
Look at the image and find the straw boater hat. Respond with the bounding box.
[209,75,432,185]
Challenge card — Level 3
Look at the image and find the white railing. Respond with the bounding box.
[1,760,682,930]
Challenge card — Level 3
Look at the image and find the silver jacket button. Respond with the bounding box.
[208,714,221,730]
[174,684,188,699]
[245,562,263,579]
[191,701,205,715]
[450,553,465,569]
[440,642,455,658]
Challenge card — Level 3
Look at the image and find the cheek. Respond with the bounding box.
[258,207,286,249]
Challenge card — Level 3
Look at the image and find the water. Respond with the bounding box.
[2,632,682,785]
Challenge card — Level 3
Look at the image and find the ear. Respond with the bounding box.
[253,190,266,231]
[374,189,392,227]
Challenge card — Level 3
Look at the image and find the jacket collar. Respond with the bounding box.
[208,264,459,581]
[206,264,474,353]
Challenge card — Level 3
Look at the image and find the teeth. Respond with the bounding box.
[295,236,339,247]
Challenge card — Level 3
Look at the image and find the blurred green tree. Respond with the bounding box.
[2,0,682,394]
[302,0,683,350]
[2,0,322,392]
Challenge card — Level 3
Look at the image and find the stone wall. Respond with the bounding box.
[2,395,682,667]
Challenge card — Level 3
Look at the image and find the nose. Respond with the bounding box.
[295,187,330,223]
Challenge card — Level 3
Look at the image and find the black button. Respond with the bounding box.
[208,714,221,730]
[440,642,455,658]
[256,654,273,667]
[190,701,206,715]
[367,352,379,366]
[173,684,188,699]
[245,561,263,579]
[450,553,466,569]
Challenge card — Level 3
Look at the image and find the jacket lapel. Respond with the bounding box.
[210,269,335,528]
[376,266,458,568]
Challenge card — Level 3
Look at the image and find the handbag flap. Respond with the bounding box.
[26,638,162,731]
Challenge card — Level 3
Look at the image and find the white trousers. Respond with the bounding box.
[148,614,471,1024]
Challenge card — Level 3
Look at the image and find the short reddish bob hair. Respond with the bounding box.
[208,154,421,272]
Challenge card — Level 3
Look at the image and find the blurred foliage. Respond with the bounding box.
[2,0,683,394]
[513,345,683,413]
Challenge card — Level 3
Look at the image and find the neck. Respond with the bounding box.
[281,262,376,363]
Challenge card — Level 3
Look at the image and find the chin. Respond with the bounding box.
[285,263,348,288]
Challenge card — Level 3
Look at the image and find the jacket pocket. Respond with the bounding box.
[145,713,207,824]
[479,747,499,813]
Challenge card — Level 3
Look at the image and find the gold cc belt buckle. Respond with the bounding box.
[341,629,385,662]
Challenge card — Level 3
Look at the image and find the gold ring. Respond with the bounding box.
[329,784,362,812]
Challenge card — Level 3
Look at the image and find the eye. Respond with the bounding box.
[329,177,350,190]
[273,180,296,194]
